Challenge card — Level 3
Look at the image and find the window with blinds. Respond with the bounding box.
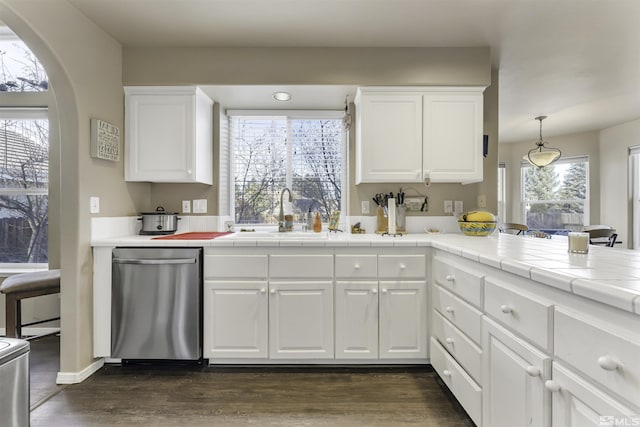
[229,112,345,225]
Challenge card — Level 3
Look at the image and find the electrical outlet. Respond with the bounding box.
[477,194,487,208]
[361,200,370,215]
[182,200,191,213]
[224,220,235,231]
[454,200,463,214]
[444,200,453,214]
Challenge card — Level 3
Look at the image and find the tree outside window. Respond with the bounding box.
[522,158,589,232]
[0,31,49,264]
[232,115,344,225]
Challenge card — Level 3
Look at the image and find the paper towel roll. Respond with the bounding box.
[388,197,396,235]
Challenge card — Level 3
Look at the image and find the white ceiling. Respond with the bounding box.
[66,0,640,143]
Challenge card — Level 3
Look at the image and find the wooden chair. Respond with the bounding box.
[582,226,618,247]
[0,269,60,339]
[499,223,529,235]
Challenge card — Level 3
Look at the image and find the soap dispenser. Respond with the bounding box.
[313,212,322,232]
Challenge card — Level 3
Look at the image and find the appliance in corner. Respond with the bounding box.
[0,338,29,426]
[111,247,202,361]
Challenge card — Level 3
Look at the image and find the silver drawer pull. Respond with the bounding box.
[525,366,541,377]
[444,306,454,314]
[445,274,455,282]
[354,264,361,269]
[372,288,378,294]
[445,337,454,345]
[597,355,620,371]
[442,369,452,377]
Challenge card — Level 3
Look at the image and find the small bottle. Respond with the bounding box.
[306,209,313,231]
[313,212,322,232]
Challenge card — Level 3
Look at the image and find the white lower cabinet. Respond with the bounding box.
[203,281,268,359]
[482,317,551,427]
[269,281,334,359]
[546,362,638,427]
[379,280,427,359]
[431,337,482,426]
[335,281,379,359]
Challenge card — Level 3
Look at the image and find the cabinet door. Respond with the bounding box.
[125,87,212,184]
[423,90,483,183]
[483,318,551,427]
[355,92,423,183]
[379,280,427,359]
[547,363,638,427]
[335,281,379,359]
[269,281,334,359]
[203,281,268,359]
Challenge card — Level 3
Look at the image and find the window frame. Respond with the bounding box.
[227,109,348,226]
[520,155,590,232]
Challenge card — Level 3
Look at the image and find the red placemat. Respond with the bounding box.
[152,232,233,240]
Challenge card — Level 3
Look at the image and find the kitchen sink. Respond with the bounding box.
[232,231,328,239]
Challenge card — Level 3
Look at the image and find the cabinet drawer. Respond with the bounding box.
[433,256,484,308]
[484,279,554,352]
[378,254,426,279]
[430,337,482,426]
[335,255,377,279]
[204,254,268,279]
[269,254,333,279]
[554,307,640,406]
[432,285,483,345]
[432,310,482,384]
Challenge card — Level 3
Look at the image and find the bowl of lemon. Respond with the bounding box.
[458,211,497,236]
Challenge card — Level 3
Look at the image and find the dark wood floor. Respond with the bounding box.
[29,337,474,426]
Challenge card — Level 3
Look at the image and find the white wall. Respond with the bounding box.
[600,118,640,248]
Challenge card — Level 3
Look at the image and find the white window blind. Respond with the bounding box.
[229,112,345,225]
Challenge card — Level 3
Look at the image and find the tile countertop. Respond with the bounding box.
[91,232,640,315]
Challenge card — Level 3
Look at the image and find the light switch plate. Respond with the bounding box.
[477,194,487,208]
[361,200,370,215]
[193,199,207,213]
[182,200,191,213]
[89,196,100,214]
[454,200,463,214]
[444,200,453,214]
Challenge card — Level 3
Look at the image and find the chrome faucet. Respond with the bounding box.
[278,187,293,232]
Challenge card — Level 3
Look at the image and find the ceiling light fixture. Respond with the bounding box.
[524,115,561,168]
[272,91,291,102]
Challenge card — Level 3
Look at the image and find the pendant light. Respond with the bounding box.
[525,115,561,168]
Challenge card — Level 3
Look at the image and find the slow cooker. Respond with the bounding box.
[138,206,181,235]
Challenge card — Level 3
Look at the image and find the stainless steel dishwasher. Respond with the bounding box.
[111,247,202,361]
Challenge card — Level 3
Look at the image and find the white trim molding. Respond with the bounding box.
[56,358,104,385]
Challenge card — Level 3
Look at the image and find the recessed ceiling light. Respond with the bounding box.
[273,91,292,102]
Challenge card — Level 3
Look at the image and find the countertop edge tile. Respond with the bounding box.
[572,279,638,312]
[500,259,532,279]
[529,268,573,292]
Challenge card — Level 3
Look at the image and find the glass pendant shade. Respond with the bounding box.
[524,116,561,168]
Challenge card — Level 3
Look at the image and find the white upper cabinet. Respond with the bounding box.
[124,86,213,184]
[355,87,484,184]
[355,92,423,183]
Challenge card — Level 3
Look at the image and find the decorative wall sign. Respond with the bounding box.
[90,118,120,161]
[328,210,342,232]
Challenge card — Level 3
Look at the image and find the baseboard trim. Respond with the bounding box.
[0,327,60,337]
[56,358,104,385]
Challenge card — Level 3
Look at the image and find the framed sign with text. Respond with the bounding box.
[90,118,120,161]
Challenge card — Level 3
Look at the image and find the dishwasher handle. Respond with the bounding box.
[113,257,197,265]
